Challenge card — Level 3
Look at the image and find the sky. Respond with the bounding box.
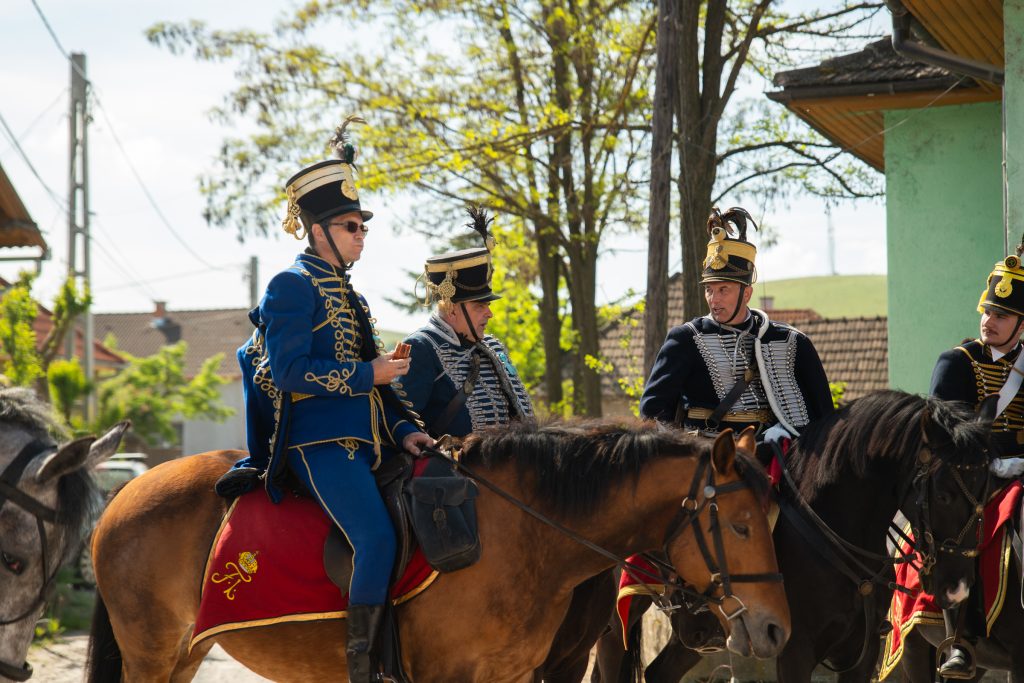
[0,0,888,334]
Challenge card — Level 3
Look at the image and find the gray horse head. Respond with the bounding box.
[0,387,128,681]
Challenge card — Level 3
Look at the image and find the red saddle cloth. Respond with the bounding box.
[190,488,438,650]
[615,555,667,647]
[878,480,1022,680]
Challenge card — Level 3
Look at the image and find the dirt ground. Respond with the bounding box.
[28,632,271,682]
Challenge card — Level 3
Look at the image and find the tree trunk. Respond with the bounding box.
[644,0,680,378]
[536,220,564,407]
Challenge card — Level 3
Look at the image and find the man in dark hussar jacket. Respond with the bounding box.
[641,206,833,439]
[929,240,1024,678]
[397,207,532,439]
[231,118,433,683]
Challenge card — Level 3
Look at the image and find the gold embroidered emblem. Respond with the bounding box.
[340,163,359,200]
[211,551,259,600]
[995,273,1014,298]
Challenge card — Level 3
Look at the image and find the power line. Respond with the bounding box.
[0,88,66,157]
[0,107,68,210]
[93,264,245,293]
[29,0,230,273]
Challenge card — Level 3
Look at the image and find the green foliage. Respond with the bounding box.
[0,272,42,386]
[47,358,91,424]
[829,380,846,409]
[93,342,234,447]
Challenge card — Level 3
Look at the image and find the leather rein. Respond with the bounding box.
[0,438,61,682]
[424,444,783,619]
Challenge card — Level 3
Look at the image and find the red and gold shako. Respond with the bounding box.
[978,249,1024,317]
[281,117,373,240]
[700,207,758,286]
[423,207,501,311]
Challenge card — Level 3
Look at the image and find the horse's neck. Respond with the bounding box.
[479,457,697,588]
[807,461,902,547]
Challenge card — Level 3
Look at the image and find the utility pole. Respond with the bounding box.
[66,53,94,420]
[248,256,259,309]
[826,205,837,276]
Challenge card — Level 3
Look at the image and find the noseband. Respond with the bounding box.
[0,438,60,682]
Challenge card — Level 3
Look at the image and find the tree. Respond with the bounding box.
[643,0,883,374]
[93,342,234,447]
[0,273,43,387]
[148,0,658,416]
[47,358,91,425]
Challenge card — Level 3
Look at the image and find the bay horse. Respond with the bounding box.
[0,387,127,682]
[589,391,993,683]
[86,419,790,682]
[898,506,1024,683]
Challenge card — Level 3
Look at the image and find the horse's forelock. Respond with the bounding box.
[923,397,990,468]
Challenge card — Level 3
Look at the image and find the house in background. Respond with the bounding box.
[94,304,252,464]
[767,1,1012,392]
[598,274,888,415]
[0,161,48,266]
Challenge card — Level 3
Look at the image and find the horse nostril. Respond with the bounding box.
[766,622,787,649]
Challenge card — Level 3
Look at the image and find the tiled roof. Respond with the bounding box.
[94,307,252,379]
[598,275,888,404]
[0,162,46,251]
[771,38,960,92]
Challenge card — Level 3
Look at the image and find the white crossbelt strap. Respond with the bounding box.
[996,348,1024,418]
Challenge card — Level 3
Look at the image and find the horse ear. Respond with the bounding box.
[36,421,130,484]
[976,393,999,425]
[735,426,756,456]
[711,428,736,476]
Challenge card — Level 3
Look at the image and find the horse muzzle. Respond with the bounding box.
[724,610,789,659]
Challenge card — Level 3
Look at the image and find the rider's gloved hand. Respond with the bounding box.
[762,422,794,446]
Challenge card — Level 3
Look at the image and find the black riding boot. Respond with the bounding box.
[346,603,386,683]
[937,607,975,680]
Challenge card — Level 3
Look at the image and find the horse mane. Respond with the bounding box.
[0,387,100,564]
[460,418,768,519]
[788,389,989,501]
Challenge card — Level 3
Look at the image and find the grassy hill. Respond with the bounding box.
[752,275,886,318]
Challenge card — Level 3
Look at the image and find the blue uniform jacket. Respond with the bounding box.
[237,252,418,500]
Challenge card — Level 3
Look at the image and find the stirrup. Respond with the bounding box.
[935,637,976,680]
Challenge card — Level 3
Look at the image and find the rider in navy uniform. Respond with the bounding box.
[398,207,532,438]
[929,242,1024,678]
[641,207,833,438]
[233,119,433,683]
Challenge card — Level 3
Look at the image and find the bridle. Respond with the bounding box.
[0,438,60,682]
[426,443,782,621]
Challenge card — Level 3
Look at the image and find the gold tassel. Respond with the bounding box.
[282,186,306,240]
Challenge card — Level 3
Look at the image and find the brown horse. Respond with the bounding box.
[86,419,789,682]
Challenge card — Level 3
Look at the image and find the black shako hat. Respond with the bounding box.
[423,207,501,308]
[700,206,758,286]
[281,116,373,240]
[979,234,1024,317]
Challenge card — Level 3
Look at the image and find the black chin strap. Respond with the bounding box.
[319,225,350,270]
[459,302,482,344]
[726,284,746,325]
[997,316,1024,350]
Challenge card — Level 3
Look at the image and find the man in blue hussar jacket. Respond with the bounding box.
[641,206,833,439]
[232,119,433,683]
[397,207,532,438]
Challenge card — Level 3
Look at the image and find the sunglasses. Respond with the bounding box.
[327,220,369,234]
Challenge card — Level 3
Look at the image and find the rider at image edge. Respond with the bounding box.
[927,236,1024,679]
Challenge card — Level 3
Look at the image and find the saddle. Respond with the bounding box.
[323,450,481,593]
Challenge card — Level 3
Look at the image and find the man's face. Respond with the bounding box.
[317,211,367,264]
[449,301,493,339]
[704,280,750,324]
[980,307,1022,350]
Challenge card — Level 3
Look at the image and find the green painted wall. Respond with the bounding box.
[1007,0,1024,250]
[885,102,1003,393]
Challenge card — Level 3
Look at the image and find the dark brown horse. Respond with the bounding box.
[589,391,993,683]
[86,419,789,682]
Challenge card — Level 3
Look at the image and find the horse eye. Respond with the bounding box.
[730,523,750,539]
[2,551,25,575]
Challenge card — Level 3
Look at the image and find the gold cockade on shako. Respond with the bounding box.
[705,228,728,270]
[340,164,359,201]
[211,550,260,601]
